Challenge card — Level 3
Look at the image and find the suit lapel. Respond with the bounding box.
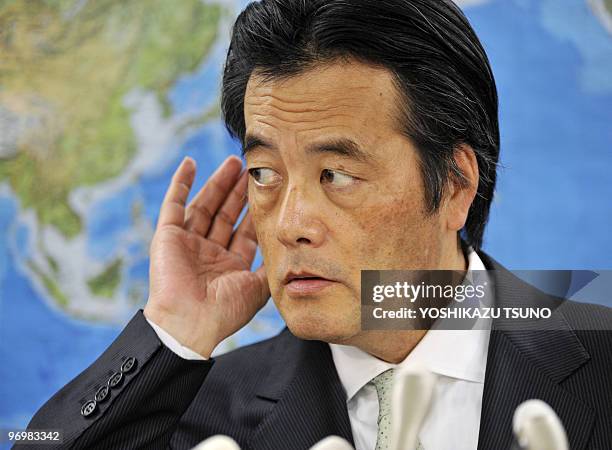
[477,251,594,450]
[248,331,354,450]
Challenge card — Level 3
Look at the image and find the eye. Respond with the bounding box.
[320,169,357,188]
[248,167,281,186]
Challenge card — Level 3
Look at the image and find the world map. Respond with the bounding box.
[1,0,611,437]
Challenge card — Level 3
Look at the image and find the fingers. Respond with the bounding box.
[184,155,243,236]
[228,209,258,266]
[206,170,249,247]
[157,157,197,230]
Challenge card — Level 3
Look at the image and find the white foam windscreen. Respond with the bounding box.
[512,399,569,450]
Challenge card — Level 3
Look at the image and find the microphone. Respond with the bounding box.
[389,365,437,450]
[190,435,242,450]
[512,399,569,450]
[309,436,354,450]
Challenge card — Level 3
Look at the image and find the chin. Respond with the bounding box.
[271,284,361,342]
[287,320,358,342]
[279,301,361,343]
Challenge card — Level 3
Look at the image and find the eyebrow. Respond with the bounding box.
[242,133,375,163]
[242,135,272,157]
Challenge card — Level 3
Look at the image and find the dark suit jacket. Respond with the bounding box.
[19,250,612,449]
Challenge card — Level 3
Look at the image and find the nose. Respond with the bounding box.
[276,183,327,248]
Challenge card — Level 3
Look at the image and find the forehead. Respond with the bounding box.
[243,59,402,142]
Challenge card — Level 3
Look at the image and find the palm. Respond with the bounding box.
[145,156,269,357]
[150,225,261,312]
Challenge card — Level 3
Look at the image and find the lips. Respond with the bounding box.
[283,270,337,297]
[283,271,333,285]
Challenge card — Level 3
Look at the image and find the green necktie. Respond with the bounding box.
[370,368,424,450]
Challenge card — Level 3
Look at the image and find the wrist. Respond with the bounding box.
[143,305,219,359]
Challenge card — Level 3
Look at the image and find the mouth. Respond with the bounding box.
[283,272,337,296]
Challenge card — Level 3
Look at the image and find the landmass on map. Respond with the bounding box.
[0,0,225,320]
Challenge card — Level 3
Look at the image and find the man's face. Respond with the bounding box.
[244,59,448,343]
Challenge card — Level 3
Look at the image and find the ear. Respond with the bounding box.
[445,144,479,232]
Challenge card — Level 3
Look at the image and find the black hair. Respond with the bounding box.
[221,0,499,250]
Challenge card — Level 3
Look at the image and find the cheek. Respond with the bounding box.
[348,188,439,268]
[251,216,274,261]
[248,192,282,285]
[355,183,424,234]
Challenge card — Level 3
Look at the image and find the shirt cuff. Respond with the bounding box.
[145,316,208,361]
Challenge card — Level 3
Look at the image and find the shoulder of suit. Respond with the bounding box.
[194,327,301,404]
[560,298,612,331]
[212,326,295,366]
[477,249,612,329]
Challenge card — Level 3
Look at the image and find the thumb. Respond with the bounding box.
[252,262,271,308]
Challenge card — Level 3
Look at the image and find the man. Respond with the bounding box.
[20,1,612,449]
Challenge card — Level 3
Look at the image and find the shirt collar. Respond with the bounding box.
[329,247,491,402]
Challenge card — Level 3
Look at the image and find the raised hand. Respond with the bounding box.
[144,155,270,358]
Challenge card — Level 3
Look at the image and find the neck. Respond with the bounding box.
[350,237,468,363]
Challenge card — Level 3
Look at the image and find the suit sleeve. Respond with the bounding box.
[16,309,214,450]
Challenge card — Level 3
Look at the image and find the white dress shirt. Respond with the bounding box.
[146,248,491,450]
[146,317,207,360]
[329,248,491,450]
